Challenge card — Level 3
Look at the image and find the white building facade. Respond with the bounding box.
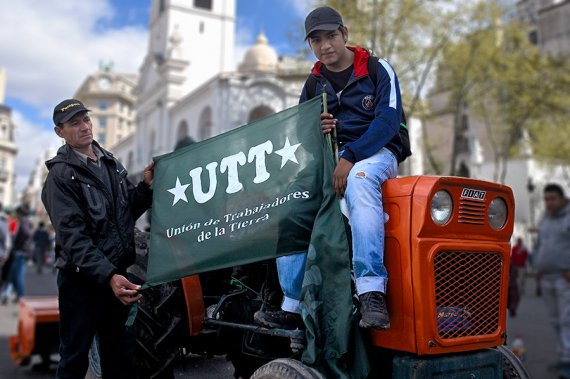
[0,68,19,207]
[117,0,308,182]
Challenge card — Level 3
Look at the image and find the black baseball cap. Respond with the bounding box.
[304,6,344,40]
[53,99,90,126]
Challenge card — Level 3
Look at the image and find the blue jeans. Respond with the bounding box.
[277,147,398,312]
[2,250,26,299]
[541,274,570,364]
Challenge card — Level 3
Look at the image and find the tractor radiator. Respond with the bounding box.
[433,251,503,340]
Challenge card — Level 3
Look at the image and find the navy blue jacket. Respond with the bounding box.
[300,46,405,163]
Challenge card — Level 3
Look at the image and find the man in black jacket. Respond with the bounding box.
[42,99,154,378]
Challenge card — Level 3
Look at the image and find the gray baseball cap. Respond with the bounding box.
[304,6,344,40]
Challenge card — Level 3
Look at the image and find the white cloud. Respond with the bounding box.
[12,111,61,192]
[0,0,148,193]
[0,0,147,109]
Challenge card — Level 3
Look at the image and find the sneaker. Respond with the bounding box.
[253,309,304,330]
[359,291,390,329]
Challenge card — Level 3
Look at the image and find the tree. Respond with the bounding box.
[434,1,570,181]
[322,0,469,119]
[525,57,570,166]
[434,2,504,176]
[466,23,570,182]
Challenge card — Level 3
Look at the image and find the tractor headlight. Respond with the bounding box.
[488,197,508,230]
[431,190,453,226]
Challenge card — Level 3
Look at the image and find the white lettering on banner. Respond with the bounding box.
[229,213,270,232]
[166,221,202,238]
[220,152,246,194]
[163,190,312,240]
[166,138,301,206]
[248,141,273,183]
[189,162,219,204]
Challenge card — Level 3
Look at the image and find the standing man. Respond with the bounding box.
[534,183,570,379]
[255,6,408,330]
[42,99,154,378]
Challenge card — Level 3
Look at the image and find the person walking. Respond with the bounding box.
[32,221,51,274]
[42,99,154,378]
[0,203,11,291]
[254,6,409,330]
[0,205,34,304]
[511,237,529,293]
[533,183,570,379]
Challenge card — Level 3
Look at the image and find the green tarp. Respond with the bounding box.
[147,96,368,378]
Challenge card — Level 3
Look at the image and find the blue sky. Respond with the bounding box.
[0,0,314,193]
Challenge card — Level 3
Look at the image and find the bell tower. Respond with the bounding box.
[134,0,236,174]
[139,0,236,96]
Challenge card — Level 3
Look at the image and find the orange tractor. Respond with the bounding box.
[9,175,528,378]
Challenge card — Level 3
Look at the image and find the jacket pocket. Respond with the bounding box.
[81,182,104,213]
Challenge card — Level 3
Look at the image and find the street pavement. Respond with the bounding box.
[0,266,232,378]
[507,276,558,379]
[0,266,558,378]
[0,264,58,378]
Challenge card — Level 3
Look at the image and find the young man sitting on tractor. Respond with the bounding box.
[254,6,410,331]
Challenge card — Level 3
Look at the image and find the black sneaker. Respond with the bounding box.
[359,291,390,329]
[254,309,304,330]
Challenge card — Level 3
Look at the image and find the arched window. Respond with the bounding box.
[248,106,274,123]
[199,107,212,140]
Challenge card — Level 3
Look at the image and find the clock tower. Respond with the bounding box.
[73,64,139,149]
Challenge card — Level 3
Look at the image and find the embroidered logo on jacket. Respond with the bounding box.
[362,95,374,111]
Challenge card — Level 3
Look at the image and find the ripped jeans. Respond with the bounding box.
[277,147,398,312]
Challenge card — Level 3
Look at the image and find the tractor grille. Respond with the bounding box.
[458,198,486,225]
[434,251,502,340]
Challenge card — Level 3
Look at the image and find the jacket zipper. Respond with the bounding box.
[71,162,128,254]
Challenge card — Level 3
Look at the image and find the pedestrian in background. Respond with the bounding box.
[507,264,520,318]
[8,208,18,237]
[533,183,570,379]
[0,205,34,305]
[508,237,529,317]
[32,221,51,274]
[511,237,528,302]
[0,203,11,288]
[42,99,154,378]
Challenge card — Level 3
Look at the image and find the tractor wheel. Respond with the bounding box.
[497,345,531,379]
[129,229,188,379]
[250,358,325,379]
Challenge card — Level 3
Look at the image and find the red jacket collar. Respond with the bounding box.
[311,46,370,78]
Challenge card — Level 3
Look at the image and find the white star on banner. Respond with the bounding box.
[167,177,190,206]
[274,137,301,169]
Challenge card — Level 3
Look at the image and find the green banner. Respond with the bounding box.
[149,97,325,284]
[147,96,368,378]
